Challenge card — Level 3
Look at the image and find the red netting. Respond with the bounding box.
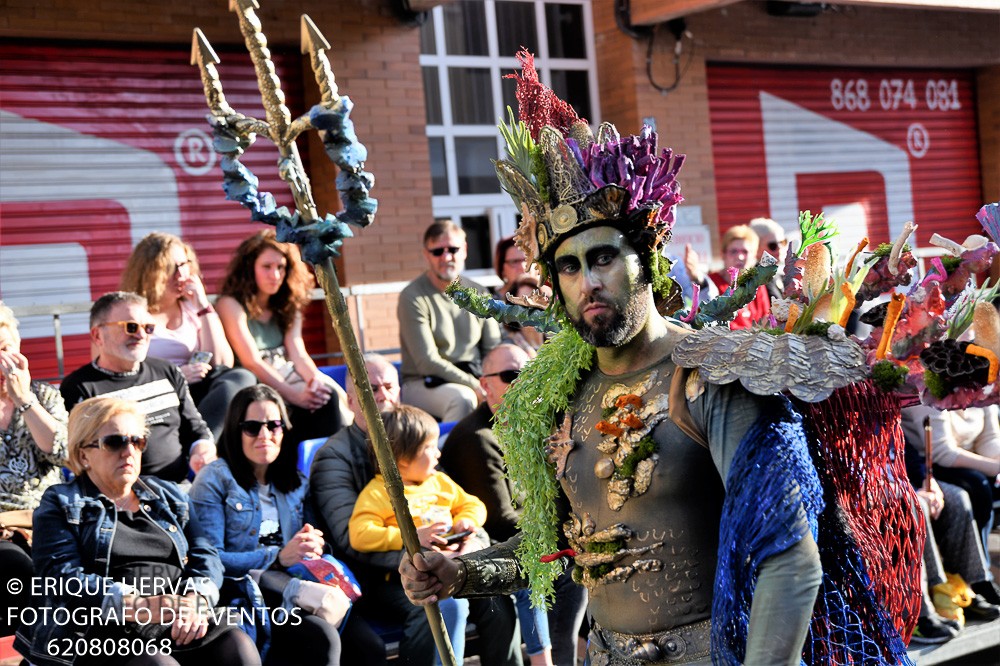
[799,381,924,645]
[505,49,584,141]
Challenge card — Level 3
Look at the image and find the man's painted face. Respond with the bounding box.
[552,227,651,348]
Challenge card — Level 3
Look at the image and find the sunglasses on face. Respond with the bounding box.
[427,246,461,257]
[84,434,148,453]
[483,369,520,384]
[240,420,284,437]
[101,321,156,336]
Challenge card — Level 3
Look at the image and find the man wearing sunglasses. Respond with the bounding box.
[60,292,215,483]
[441,344,587,666]
[398,220,500,423]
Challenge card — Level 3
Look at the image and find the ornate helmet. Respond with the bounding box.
[495,51,685,271]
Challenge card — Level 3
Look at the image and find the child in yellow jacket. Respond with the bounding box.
[349,404,486,553]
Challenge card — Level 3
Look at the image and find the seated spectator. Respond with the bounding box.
[349,405,486,664]
[500,274,551,357]
[902,405,1000,562]
[59,292,215,482]
[15,396,260,666]
[0,301,68,638]
[120,232,256,440]
[901,410,1000,641]
[493,236,538,298]
[190,385,381,665]
[398,220,500,422]
[708,224,771,330]
[440,344,588,666]
[311,358,521,666]
[910,476,999,642]
[0,301,68,510]
[748,217,788,301]
[217,229,344,451]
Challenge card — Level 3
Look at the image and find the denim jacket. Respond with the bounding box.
[188,458,308,577]
[15,475,222,666]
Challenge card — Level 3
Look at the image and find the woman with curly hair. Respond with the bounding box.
[120,233,256,440]
[216,230,343,450]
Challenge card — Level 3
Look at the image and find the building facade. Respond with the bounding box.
[1,0,997,376]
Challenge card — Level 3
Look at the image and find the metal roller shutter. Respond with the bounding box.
[0,42,330,379]
[707,64,983,258]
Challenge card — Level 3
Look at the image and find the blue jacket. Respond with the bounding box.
[15,475,222,666]
[188,458,308,577]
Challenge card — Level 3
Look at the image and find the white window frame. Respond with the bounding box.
[421,0,598,279]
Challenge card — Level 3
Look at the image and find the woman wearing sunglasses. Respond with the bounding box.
[189,385,382,665]
[120,233,256,441]
[17,396,261,666]
[216,230,344,451]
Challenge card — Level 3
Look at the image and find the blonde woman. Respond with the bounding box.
[120,233,255,439]
[17,396,261,665]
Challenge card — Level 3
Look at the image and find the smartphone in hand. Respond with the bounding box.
[440,530,472,545]
[189,350,213,365]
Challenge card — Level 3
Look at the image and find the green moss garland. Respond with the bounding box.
[493,303,594,609]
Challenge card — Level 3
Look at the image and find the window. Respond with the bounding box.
[420,0,596,272]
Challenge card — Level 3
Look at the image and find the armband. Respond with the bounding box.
[453,540,528,598]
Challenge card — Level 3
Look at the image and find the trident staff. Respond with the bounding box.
[191,2,456,663]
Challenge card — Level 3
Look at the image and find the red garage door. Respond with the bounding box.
[0,42,330,379]
[707,64,982,258]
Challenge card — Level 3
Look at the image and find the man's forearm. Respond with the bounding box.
[453,534,529,598]
[744,532,822,664]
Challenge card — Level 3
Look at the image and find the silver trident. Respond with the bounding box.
[192,3,457,663]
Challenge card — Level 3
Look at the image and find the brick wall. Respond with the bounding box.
[1,0,430,356]
[593,2,1000,258]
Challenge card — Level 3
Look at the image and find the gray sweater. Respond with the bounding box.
[397,273,500,388]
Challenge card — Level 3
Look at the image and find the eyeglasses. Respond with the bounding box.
[240,420,284,436]
[483,369,520,384]
[100,321,156,336]
[427,246,461,257]
[766,240,787,252]
[84,434,148,453]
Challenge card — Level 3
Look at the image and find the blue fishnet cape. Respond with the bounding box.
[711,399,912,665]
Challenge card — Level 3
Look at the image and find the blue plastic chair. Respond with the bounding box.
[297,437,328,477]
[438,420,458,447]
[318,361,402,392]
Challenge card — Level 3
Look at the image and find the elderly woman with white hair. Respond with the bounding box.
[0,300,68,512]
[0,301,68,638]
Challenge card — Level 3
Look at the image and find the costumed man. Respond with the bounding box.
[399,53,834,665]
[401,52,921,666]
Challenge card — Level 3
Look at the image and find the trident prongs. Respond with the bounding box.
[287,15,339,142]
[191,5,451,663]
[191,29,236,118]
